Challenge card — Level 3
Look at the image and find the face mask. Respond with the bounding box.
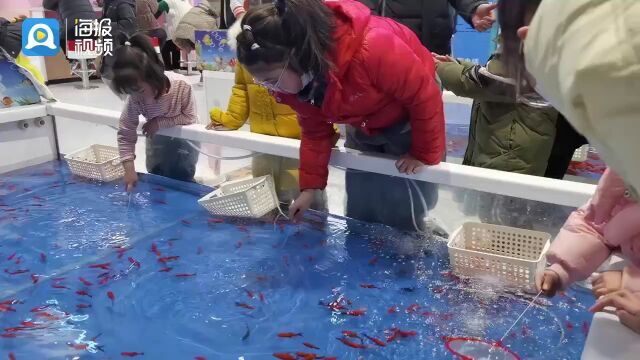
[300,72,314,88]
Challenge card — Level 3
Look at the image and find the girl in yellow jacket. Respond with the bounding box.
[208,63,336,210]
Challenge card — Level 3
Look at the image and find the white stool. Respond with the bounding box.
[66,40,98,90]
[180,50,197,75]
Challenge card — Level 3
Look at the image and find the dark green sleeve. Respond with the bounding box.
[436,60,514,102]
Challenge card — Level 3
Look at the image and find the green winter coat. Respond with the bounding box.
[437,55,559,176]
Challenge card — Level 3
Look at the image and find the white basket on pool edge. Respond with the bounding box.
[198,175,279,218]
[447,222,551,291]
[64,145,124,182]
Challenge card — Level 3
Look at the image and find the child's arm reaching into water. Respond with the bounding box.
[118,98,143,192]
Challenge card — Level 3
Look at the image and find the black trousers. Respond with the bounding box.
[161,40,181,70]
[145,135,198,182]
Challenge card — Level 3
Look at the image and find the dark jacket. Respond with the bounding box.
[100,0,136,78]
[42,0,97,40]
[357,0,486,55]
[437,54,559,176]
[0,18,22,58]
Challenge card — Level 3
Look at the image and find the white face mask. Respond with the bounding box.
[300,72,314,88]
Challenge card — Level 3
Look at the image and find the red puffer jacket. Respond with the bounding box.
[276,0,445,190]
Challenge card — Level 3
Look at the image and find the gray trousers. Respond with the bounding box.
[145,135,199,182]
[345,121,439,231]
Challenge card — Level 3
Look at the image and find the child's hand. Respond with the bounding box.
[289,190,315,224]
[592,271,623,298]
[206,121,223,130]
[432,53,456,65]
[590,290,640,334]
[536,269,562,297]
[396,154,424,175]
[122,161,138,193]
[142,120,159,137]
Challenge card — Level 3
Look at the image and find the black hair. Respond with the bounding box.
[498,0,541,78]
[236,0,335,76]
[111,32,169,99]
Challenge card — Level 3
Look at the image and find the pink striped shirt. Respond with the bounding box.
[117,72,197,162]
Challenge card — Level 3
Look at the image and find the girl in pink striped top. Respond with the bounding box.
[111,33,199,192]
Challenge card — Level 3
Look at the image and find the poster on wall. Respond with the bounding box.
[0,58,41,108]
[194,30,237,72]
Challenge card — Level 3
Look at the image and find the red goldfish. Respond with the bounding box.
[88,263,111,270]
[40,253,47,263]
[337,337,368,349]
[76,304,91,309]
[359,284,378,289]
[128,257,141,269]
[272,353,295,360]
[244,289,254,299]
[208,218,224,224]
[51,284,70,290]
[235,302,254,310]
[175,273,196,278]
[368,256,378,265]
[295,352,318,360]
[4,269,29,275]
[150,243,161,257]
[387,306,398,314]
[107,291,115,304]
[121,352,144,357]
[277,332,302,338]
[158,256,179,263]
[158,267,173,272]
[406,303,420,313]
[76,290,92,298]
[303,342,320,350]
[364,334,386,347]
[259,292,265,302]
[341,330,360,339]
[31,274,39,284]
[9,352,16,360]
[181,219,192,226]
[343,308,367,316]
[79,277,93,286]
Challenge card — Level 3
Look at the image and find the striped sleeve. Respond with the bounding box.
[156,81,197,128]
[117,98,142,162]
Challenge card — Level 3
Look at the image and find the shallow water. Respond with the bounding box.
[0,162,594,359]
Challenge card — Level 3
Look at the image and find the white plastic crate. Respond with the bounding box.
[198,175,278,218]
[572,144,590,162]
[447,222,551,291]
[64,145,124,182]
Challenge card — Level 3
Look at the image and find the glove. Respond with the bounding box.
[157,0,169,13]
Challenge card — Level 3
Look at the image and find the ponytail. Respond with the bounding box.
[112,32,169,99]
[236,0,335,76]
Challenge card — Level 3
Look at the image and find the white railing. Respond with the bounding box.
[47,101,595,208]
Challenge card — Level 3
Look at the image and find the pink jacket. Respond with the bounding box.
[548,168,640,292]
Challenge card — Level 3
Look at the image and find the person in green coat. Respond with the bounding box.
[435,51,585,230]
[435,52,559,176]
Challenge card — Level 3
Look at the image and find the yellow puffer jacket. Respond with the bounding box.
[209,64,301,138]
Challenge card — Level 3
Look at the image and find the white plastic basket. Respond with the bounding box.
[447,222,551,291]
[198,175,278,218]
[64,145,124,182]
[572,144,590,163]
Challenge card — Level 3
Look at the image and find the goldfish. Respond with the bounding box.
[153,199,167,205]
[40,253,47,263]
[406,303,420,313]
[98,277,110,286]
[395,329,417,338]
[79,277,93,286]
[20,321,37,328]
[295,352,318,360]
[128,257,141,269]
[341,330,360,339]
[4,269,28,275]
[387,306,398,314]
[359,284,378,289]
[151,243,161,257]
[363,334,386,347]
[337,337,368,349]
[303,342,320,350]
[69,343,89,350]
[158,256,179,263]
[368,256,378,265]
[30,305,51,312]
[208,218,224,224]
[76,290,92,298]
[121,352,144,357]
[432,286,445,294]
[9,352,16,360]
[583,321,589,336]
[88,263,111,270]
[343,308,367,316]
[28,273,38,284]
[244,289,254,299]
[175,273,196,278]
[181,219,192,226]
[324,358,337,360]
[277,332,302,338]
[7,253,16,261]
[51,284,70,290]
[107,291,115,303]
[272,353,295,360]
[159,267,173,272]
[566,321,574,331]
[259,292,265,302]
[235,302,255,310]
[195,357,207,360]
[76,304,91,309]
[116,248,130,259]
[1,333,17,338]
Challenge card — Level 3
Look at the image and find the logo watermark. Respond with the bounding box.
[67,18,113,57]
[21,18,60,56]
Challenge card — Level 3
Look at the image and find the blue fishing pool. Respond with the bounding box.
[0,162,594,359]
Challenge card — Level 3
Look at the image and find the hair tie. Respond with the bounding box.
[251,43,260,50]
[242,25,252,31]
[124,41,131,46]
